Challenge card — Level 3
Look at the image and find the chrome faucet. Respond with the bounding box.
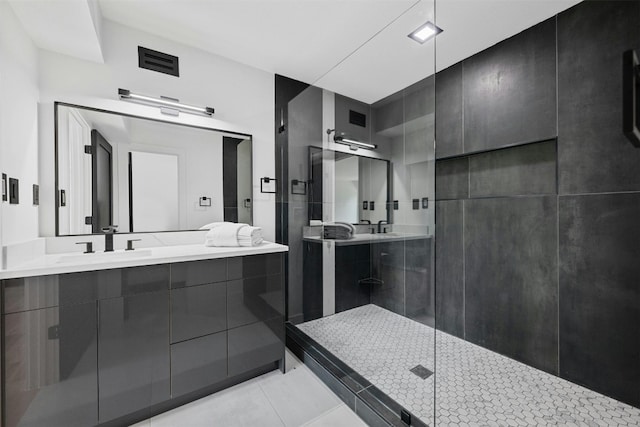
[377,220,388,233]
[102,225,118,252]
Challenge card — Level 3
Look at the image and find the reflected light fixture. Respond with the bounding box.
[408,21,442,44]
[118,88,214,117]
[326,129,377,151]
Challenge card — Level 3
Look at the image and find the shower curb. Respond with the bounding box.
[286,323,430,427]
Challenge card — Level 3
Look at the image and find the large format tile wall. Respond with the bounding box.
[435,0,640,407]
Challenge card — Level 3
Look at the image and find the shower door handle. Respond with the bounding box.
[623,49,640,147]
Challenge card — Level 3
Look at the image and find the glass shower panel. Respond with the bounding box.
[278,1,436,425]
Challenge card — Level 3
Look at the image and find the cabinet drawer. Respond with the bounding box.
[227,253,282,280]
[227,275,283,329]
[171,332,227,397]
[228,317,284,377]
[2,273,99,313]
[171,282,226,343]
[171,259,227,288]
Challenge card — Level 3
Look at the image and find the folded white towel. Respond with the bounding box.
[238,226,263,247]
[205,223,244,247]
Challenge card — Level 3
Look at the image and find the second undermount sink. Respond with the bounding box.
[56,249,153,264]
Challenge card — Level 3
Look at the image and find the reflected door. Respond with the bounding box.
[129,151,179,232]
[91,130,113,233]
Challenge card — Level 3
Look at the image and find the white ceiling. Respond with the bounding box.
[7,0,104,63]
[9,0,582,103]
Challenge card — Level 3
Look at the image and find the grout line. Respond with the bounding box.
[256,380,288,427]
[555,14,561,377]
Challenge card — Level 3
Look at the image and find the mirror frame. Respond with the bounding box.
[307,145,392,225]
[54,101,253,236]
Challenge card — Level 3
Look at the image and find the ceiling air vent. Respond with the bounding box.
[349,110,367,128]
[138,46,179,77]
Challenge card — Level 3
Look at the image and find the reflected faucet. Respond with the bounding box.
[102,225,118,252]
[377,220,388,233]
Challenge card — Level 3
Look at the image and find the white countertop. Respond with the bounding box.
[0,242,288,280]
[303,232,431,246]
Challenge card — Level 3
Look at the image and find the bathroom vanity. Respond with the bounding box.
[0,243,287,427]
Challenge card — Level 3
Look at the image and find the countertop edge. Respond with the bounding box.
[0,243,288,280]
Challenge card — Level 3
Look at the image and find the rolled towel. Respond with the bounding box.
[238,226,263,247]
[205,223,245,247]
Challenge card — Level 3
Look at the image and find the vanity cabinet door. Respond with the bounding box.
[98,290,170,422]
[3,302,98,427]
[227,254,284,377]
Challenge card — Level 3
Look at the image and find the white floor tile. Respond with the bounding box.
[259,364,342,427]
[302,404,367,427]
[148,378,285,427]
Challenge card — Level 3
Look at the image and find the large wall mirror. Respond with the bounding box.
[308,147,390,225]
[55,103,252,235]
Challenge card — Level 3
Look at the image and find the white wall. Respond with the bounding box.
[0,2,40,265]
[38,19,276,241]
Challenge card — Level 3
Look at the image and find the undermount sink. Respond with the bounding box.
[56,249,153,264]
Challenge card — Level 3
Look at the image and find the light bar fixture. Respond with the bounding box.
[408,21,442,44]
[334,134,377,151]
[118,88,214,117]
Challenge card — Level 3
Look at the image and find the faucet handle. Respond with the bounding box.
[102,225,118,234]
[76,241,94,254]
[125,239,141,251]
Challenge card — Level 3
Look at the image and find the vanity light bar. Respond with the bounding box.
[334,135,377,151]
[118,88,214,116]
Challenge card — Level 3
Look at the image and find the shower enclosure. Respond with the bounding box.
[277,1,640,426]
[276,1,437,425]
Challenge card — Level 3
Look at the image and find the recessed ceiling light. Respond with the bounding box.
[408,21,442,44]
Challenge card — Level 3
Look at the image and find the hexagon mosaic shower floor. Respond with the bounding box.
[297,304,640,426]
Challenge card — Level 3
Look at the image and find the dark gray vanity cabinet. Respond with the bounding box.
[1,252,285,427]
[169,259,228,397]
[227,253,285,377]
[2,276,99,427]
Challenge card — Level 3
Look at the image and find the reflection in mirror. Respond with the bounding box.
[55,103,252,235]
[308,147,390,225]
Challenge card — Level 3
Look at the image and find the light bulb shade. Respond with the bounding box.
[118,88,214,116]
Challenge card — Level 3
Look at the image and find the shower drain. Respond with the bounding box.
[410,364,433,380]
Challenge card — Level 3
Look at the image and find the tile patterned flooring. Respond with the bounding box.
[130,355,367,427]
[298,304,640,426]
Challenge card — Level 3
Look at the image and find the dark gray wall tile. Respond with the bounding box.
[335,94,371,144]
[435,200,465,338]
[436,63,463,158]
[171,332,227,397]
[435,157,469,200]
[463,18,557,152]
[557,1,640,194]
[404,76,435,124]
[559,193,640,407]
[464,196,558,374]
[469,140,557,198]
